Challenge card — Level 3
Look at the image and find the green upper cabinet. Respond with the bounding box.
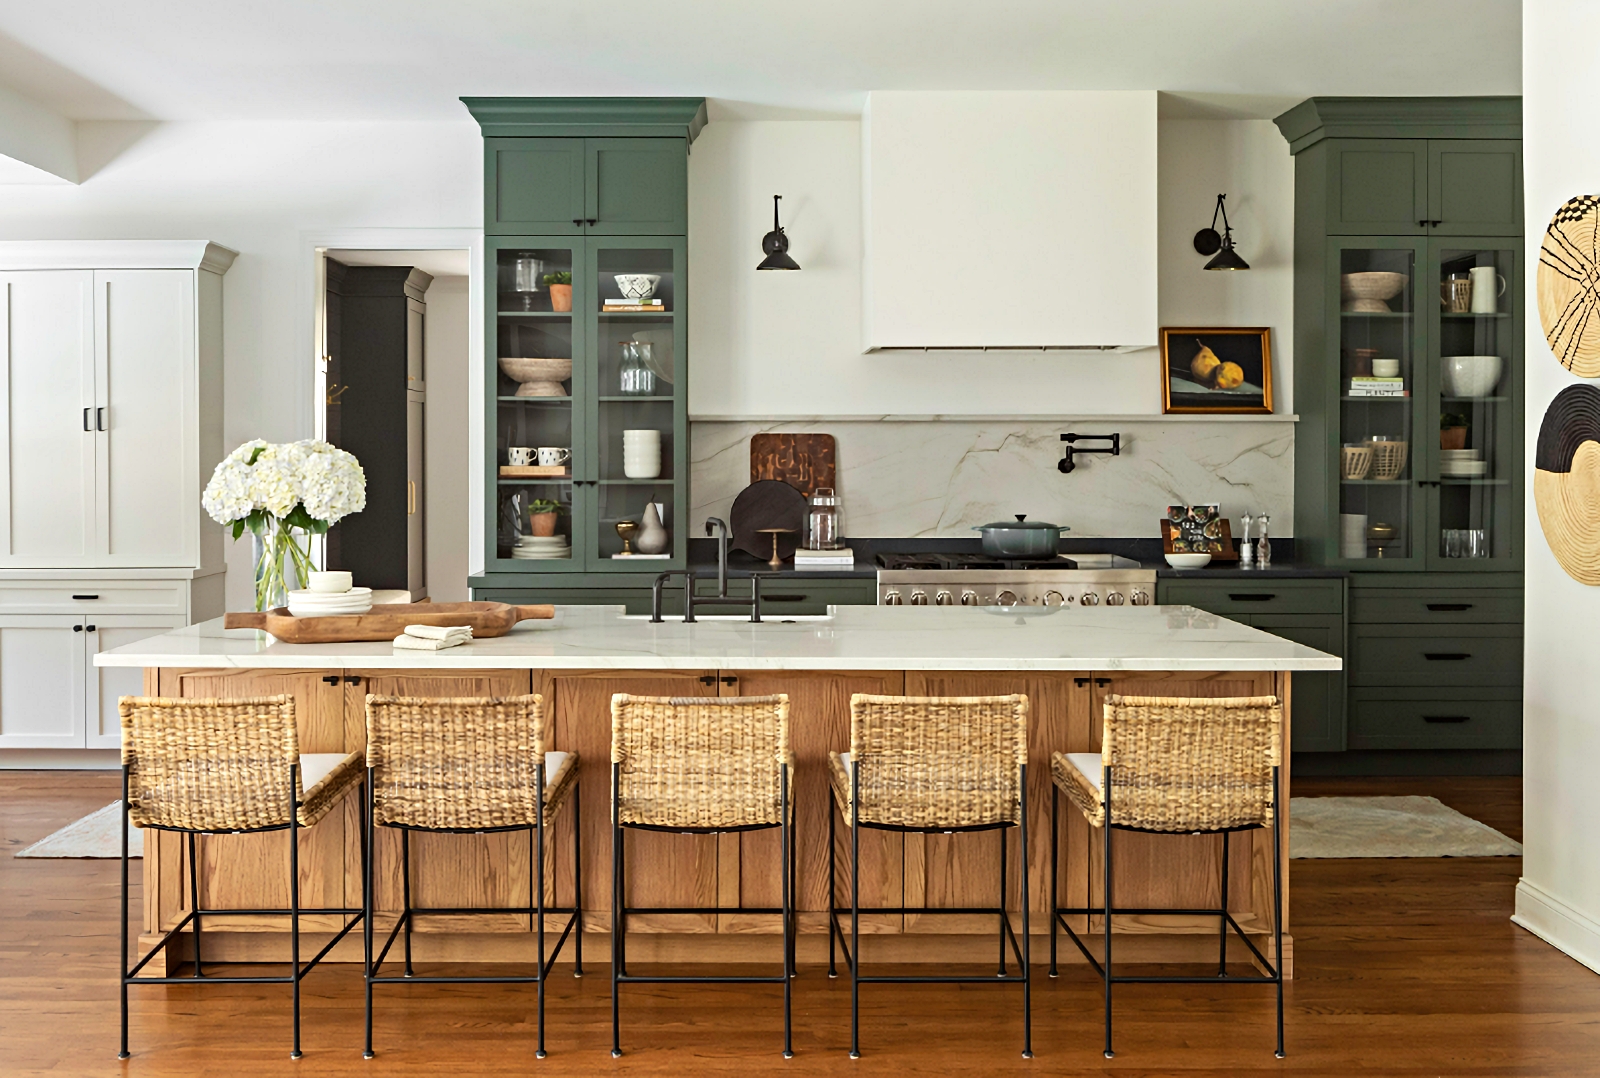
[1327,140,1428,235]
[586,138,687,235]
[487,138,586,235]
[1428,140,1522,236]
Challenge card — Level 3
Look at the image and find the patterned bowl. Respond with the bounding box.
[613,274,661,300]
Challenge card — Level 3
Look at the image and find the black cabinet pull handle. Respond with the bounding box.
[1427,603,1472,612]
[762,594,807,603]
[84,624,95,632]
[572,218,584,226]
[1423,652,1471,661]
[1094,678,1112,687]
[1418,219,1428,227]
[1423,715,1470,724]
[322,675,341,685]
[586,218,597,226]
[71,594,99,600]
[96,407,106,431]
[344,676,362,686]
[718,675,738,685]
[698,674,717,685]
[1432,220,1442,227]
[82,407,92,432]
[1228,593,1277,602]
[1074,677,1091,687]
[72,624,83,632]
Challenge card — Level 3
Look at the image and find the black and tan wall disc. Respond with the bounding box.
[1538,195,1600,375]
[1536,383,1600,584]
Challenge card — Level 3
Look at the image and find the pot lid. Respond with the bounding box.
[974,514,1068,531]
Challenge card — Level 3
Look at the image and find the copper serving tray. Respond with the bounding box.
[223,602,555,643]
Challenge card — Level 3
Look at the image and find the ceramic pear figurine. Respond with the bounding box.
[636,502,669,555]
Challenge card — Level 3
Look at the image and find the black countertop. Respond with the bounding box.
[685,538,1344,582]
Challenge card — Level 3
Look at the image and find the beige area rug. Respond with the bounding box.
[1289,795,1521,858]
[15,801,142,859]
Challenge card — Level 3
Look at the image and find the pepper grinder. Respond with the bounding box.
[1256,514,1272,568]
[1238,513,1255,568]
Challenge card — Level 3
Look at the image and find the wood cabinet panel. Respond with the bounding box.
[547,669,717,932]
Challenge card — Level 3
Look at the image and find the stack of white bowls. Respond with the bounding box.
[1440,448,1488,478]
[513,535,571,559]
[623,429,661,479]
[287,571,373,617]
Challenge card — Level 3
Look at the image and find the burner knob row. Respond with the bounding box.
[910,590,928,606]
[883,590,902,605]
[1130,588,1152,606]
[1080,592,1100,606]
[934,590,954,606]
[960,591,978,606]
[1106,591,1126,606]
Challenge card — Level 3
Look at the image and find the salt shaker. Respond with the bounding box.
[1256,514,1272,568]
[1238,513,1254,568]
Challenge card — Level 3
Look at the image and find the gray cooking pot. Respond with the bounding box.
[972,515,1070,558]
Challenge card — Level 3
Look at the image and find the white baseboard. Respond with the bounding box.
[1513,878,1600,975]
[0,749,120,770]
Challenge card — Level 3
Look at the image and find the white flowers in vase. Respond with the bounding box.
[202,439,366,611]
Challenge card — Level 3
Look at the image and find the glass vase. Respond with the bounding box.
[250,517,311,611]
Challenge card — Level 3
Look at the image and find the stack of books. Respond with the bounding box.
[1349,376,1408,397]
[793,546,855,571]
[603,298,666,313]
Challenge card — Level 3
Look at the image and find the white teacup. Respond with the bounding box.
[508,447,535,466]
[1371,358,1400,378]
[308,570,353,594]
[538,447,572,467]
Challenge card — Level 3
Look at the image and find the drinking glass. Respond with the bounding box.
[1466,528,1488,558]
[619,342,656,395]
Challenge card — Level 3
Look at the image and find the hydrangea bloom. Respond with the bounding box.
[202,439,366,529]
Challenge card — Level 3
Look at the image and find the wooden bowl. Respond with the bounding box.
[1341,444,1374,480]
[499,356,572,397]
[1341,271,1408,313]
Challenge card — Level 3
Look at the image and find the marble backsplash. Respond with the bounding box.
[689,418,1295,538]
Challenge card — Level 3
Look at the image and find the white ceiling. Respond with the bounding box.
[0,1,1520,123]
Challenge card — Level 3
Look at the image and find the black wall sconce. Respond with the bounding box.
[1193,193,1249,271]
[1058,432,1120,473]
[757,194,800,271]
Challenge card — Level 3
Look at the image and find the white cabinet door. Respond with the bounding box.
[0,615,85,748]
[84,615,185,748]
[96,270,195,566]
[0,272,96,565]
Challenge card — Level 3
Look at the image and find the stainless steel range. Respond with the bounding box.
[876,552,1156,608]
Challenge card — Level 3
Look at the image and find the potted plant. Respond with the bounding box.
[1441,412,1469,451]
[528,498,562,537]
[544,271,572,312]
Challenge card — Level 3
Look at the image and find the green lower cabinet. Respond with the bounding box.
[1348,687,1522,750]
[1348,623,1522,687]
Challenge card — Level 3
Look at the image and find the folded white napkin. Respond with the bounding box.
[392,624,473,650]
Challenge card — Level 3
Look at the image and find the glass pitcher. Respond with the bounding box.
[619,341,656,396]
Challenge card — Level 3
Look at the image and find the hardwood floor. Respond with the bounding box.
[3,770,1597,1076]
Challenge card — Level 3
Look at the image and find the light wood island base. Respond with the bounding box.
[137,665,1293,978]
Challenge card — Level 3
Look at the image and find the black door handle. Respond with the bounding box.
[1423,715,1470,724]
[572,218,584,226]
[1427,603,1472,612]
[71,594,99,600]
[344,676,362,686]
[761,594,807,603]
[586,218,597,226]
[83,407,92,432]
[1228,593,1277,602]
[1418,219,1428,227]
[96,407,106,431]
[698,674,717,685]
[718,676,738,685]
[1423,652,1471,661]
[84,624,95,632]
[73,624,83,632]
[322,675,341,685]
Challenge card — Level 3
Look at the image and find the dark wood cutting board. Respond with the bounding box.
[750,433,836,497]
[729,480,808,561]
[223,601,554,643]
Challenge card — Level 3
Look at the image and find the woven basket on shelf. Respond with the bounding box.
[1368,439,1409,481]
[1340,444,1374,480]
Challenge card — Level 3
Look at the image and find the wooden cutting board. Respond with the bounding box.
[750,433,836,497]
[223,602,554,643]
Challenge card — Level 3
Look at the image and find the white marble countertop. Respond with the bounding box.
[94,604,1341,673]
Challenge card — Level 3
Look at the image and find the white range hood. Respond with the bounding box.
[861,91,1158,352]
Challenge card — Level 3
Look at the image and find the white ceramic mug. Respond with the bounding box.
[537,447,572,467]
[1469,266,1506,314]
[508,446,535,466]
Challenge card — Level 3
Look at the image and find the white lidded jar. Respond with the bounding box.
[805,487,843,550]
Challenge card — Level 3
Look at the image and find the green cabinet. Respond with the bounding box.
[1429,140,1522,237]
[1156,578,1346,753]
[465,98,704,598]
[1326,139,1429,235]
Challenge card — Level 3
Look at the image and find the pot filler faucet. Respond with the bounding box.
[649,517,765,623]
[1058,432,1121,474]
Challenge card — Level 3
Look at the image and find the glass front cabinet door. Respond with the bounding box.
[1325,236,1522,571]
[488,236,686,573]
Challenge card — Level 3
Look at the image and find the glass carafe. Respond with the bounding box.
[619,341,656,396]
[806,487,843,550]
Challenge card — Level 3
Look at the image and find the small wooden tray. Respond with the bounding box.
[500,465,571,478]
[224,602,555,643]
[1161,519,1239,561]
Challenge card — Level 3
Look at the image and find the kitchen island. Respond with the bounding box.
[100,604,1338,975]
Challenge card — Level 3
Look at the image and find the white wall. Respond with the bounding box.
[1515,0,1600,975]
[0,120,481,609]
[423,275,470,601]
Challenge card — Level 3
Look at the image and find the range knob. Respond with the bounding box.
[1106,591,1126,606]
[960,590,979,606]
[935,590,954,606]
[1080,591,1101,606]
[1130,588,1152,606]
[883,590,903,606]
[996,589,1019,607]
[1042,590,1065,607]
[910,590,928,606]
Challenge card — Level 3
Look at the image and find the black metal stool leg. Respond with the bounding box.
[1219,829,1231,976]
[1020,764,1032,1059]
[363,772,375,1059]
[849,766,861,1060]
[997,826,1008,976]
[611,762,624,1058]
[1049,781,1059,978]
[1273,768,1286,1059]
[401,828,414,978]
[827,793,837,978]
[187,831,204,978]
[1103,767,1114,1060]
[781,765,794,1059]
[573,776,584,978]
[119,774,131,1060]
[536,766,548,1059]
[289,793,302,1060]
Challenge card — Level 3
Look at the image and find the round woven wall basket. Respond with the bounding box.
[1538,195,1600,376]
[1535,383,1600,584]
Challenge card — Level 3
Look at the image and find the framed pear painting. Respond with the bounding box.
[1161,327,1274,414]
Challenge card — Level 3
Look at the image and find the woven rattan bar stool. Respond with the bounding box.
[1049,694,1286,1059]
[362,693,581,1059]
[828,693,1032,1060]
[117,694,366,1060]
[609,693,795,1058]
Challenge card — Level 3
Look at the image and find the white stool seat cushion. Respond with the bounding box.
[1065,752,1104,791]
[544,750,571,787]
[300,753,347,791]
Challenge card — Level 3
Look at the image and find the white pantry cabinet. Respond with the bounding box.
[0,242,234,762]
